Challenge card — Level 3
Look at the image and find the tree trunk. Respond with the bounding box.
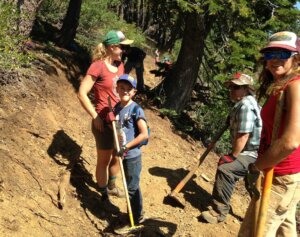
[140,0,146,30]
[56,0,82,48]
[118,0,124,20]
[15,0,43,38]
[122,0,130,22]
[163,12,211,112]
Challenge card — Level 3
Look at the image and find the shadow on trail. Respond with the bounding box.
[141,218,177,237]
[148,166,212,211]
[47,129,120,234]
[104,215,178,237]
[149,166,244,222]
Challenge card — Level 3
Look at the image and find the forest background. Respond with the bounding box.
[1,0,300,151]
[0,1,300,234]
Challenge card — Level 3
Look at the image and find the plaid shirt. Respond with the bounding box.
[230,95,262,152]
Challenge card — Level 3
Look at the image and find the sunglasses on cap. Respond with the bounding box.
[263,51,298,61]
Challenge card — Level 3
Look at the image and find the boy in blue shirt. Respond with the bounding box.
[113,74,148,225]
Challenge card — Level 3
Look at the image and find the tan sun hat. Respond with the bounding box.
[224,73,255,91]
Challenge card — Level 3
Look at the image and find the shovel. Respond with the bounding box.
[166,121,229,208]
[107,96,144,235]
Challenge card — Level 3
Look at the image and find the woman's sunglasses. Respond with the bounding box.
[263,51,298,61]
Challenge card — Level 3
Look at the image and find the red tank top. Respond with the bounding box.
[86,60,124,119]
[259,75,300,175]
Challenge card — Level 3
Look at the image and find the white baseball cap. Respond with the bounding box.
[260,31,300,53]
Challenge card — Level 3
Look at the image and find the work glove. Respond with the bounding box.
[105,111,116,123]
[245,163,261,199]
[117,145,128,158]
[218,154,237,166]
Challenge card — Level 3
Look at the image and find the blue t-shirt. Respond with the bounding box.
[114,101,146,159]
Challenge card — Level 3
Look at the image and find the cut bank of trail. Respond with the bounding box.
[0,43,253,237]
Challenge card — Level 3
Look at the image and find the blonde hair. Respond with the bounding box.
[92,43,108,62]
[257,54,300,100]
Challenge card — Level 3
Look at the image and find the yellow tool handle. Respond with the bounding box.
[108,96,136,228]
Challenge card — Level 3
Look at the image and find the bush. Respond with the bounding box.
[37,0,69,28]
[38,0,146,53]
[0,2,32,70]
[194,89,232,154]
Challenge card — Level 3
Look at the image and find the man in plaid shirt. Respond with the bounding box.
[201,73,262,224]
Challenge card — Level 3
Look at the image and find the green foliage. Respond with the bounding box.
[38,0,146,53]
[170,39,182,62]
[205,0,224,14]
[193,1,300,150]
[38,0,69,25]
[173,0,300,85]
[77,0,121,49]
[194,91,232,153]
[0,2,32,70]
[159,108,180,119]
[159,108,195,133]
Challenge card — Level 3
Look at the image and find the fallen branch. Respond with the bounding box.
[58,171,70,209]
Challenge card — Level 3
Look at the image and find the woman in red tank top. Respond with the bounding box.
[78,31,133,208]
[239,31,300,236]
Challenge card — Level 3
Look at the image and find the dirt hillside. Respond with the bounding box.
[0,43,253,237]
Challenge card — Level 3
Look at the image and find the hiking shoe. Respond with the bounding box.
[136,213,148,224]
[118,213,147,226]
[201,206,225,224]
[114,224,144,235]
[107,187,125,198]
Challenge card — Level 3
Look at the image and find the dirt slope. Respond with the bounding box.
[0,44,250,237]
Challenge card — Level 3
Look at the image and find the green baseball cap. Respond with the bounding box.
[102,30,134,46]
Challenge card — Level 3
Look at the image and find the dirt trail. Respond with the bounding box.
[0,44,250,237]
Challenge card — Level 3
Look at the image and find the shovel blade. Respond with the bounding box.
[164,193,185,209]
[114,224,144,235]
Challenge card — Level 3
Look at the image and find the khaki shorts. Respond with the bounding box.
[91,121,114,150]
[239,172,300,237]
